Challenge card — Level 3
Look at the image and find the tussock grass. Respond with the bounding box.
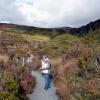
[5,31,50,42]
[21,34,50,42]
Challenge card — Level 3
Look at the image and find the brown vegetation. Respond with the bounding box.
[51,42,100,100]
[19,71,35,94]
[0,54,9,66]
[0,33,36,99]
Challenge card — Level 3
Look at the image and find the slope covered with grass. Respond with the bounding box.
[0,26,100,100]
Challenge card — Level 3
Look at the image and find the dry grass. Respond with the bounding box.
[51,57,78,100]
[22,34,50,42]
[6,31,50,42]
[0,54,9,67]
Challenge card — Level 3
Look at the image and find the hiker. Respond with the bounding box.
[27,52,34,64]
[16,56,21,63]
[22,57,25,66]
[39,55,52,90]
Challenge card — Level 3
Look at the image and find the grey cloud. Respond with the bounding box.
[0,0,100,28]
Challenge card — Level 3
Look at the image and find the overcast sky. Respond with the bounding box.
[0,0,100,28]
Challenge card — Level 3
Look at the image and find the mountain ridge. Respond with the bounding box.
[0,19,100,35]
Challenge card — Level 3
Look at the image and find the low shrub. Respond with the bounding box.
[0,92,19,100]
[5,80,19,94]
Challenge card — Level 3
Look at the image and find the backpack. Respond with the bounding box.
[49,63,51,69]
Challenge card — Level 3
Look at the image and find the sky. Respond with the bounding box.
[0,0,100,28]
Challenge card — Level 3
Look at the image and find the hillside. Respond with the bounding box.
[0,19,100,36]
[0,19,100,100]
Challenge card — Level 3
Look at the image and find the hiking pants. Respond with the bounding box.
[42,73,51,90]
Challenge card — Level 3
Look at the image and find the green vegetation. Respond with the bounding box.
[69,48,100,100]
[0,26,100,100]
[5,80,19,94]
[82,28,100,44]
[40,34,80,57]
[0,92,19,100]
[0,71,21,100]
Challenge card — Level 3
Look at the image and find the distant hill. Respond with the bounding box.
[0,19,100,35]
[61,19,100,35]
[0,23,34,31]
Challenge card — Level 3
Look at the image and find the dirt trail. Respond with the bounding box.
[29,70,58,100]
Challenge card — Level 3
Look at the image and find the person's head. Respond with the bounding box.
[43,55,48,60]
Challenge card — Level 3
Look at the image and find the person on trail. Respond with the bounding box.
[27,51,34,64]
[39,55,52,90]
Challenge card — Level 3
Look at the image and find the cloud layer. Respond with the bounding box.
[0,0,100,27]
